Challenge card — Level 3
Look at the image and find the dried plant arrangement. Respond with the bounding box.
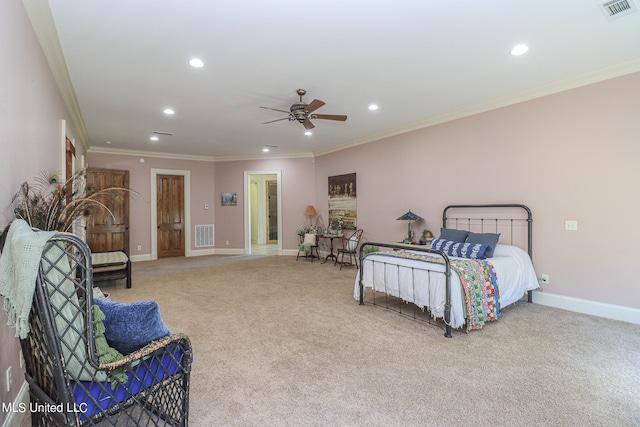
[11,168,131,232]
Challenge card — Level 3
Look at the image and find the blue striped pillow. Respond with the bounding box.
[430,238,489,260]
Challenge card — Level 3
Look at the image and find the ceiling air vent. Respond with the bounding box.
[600,0,637,20]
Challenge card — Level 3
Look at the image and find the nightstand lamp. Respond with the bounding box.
[304,205,318,226]
[396,210,423,243]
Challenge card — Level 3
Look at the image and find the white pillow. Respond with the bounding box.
[346,236,358,251]
[303,233,317,246]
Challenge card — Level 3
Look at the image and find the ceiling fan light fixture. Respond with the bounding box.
[261,89,347,130]
[305,130,312,136]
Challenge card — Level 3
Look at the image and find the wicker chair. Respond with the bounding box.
[334,229,364,270]
[2,231,192,426]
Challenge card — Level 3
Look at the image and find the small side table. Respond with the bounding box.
[320,234,343,264]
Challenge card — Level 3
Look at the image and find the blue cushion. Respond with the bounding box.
[466,232,500,258]
[71,345,182,421]
[438,228,469,243]
[430,238,489,259]
[94,299,171,355]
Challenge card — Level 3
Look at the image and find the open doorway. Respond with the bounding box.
[244,170,282,255]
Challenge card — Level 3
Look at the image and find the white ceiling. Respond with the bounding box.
[39,0,640,160]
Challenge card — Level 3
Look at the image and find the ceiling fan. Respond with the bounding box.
[260,89,347,130]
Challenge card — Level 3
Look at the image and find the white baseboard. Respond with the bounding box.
[212,248,245,255]
[129,254,152,262]
[533,291,640,325]
[131,248,247,262]
[2,381,29,427]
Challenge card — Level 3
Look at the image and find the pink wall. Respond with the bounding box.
[213,157,316,250]
[0,0,86,419]
[85,153,216,254]
[314,71,640,310]
[85,154,316,253]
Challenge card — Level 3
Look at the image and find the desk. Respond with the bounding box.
[320,234,343,264]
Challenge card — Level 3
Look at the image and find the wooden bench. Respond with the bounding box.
[91,250,131,288]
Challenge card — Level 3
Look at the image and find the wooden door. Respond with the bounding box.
[266,180,278,243]
[157,174,185,258]
[86,168,130,255]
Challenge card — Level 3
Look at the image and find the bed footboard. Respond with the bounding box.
[358,242,454,338]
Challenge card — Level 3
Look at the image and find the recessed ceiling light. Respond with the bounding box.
[105,140,112,145]
[368,104,379,111]
[163,108,175,115]
[304,131,313,136]
[262,147,270,153]
[189,58,204,68]
[150,136,159,141]
[511,44,529,56]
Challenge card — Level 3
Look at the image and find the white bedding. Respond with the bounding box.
[354,244,539,329]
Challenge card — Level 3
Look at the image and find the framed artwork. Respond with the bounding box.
[220,191,237,206]
[328,173,357,229]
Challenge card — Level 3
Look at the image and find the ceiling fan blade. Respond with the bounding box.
[302,119,315,130]
[263,117,289,124]
[305,99,325,114]
[314,114,348,121]
[260,106,291,114]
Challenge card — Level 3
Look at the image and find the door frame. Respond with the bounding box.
[150,168,191,260]
[244,170,282,254]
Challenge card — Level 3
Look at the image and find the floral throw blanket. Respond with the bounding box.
[392,250,500,332]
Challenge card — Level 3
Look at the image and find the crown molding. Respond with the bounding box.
[88,146,215,162]
[87,146,315,162]
[313,58,640,157]
[21,0,89,151]
[212,152,315,162]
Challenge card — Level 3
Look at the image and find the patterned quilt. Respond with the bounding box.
[389,250,500,332]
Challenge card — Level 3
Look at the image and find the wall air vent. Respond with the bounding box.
[195,224,215,247]
[600,0,637,20]
[152,131,173,136]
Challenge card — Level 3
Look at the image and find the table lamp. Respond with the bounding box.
[304,205,318,226]
[396,210,423,243]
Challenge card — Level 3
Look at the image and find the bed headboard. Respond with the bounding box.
[442,204,532,258]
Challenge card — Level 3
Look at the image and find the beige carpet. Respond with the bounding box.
[31,255,640,426]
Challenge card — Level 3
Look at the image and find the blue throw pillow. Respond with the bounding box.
[438,228,469,243]
[430,238,489,260]
[94,299,171,355]
[465,232,500,258]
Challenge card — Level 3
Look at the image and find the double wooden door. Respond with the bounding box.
[85,168,130,255]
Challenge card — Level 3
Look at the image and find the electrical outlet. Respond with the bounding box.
[565,220,578,231]
[137,245,142,251]
[6,366,12,392]
[541,274,549,285]
[225,240,230,246]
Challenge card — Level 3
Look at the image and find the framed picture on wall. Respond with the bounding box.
[221,192,237,206]
[328,173,356,229]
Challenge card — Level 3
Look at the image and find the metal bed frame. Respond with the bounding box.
[358,204,533,338]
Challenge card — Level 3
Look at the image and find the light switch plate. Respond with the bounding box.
[565,220,578,231]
